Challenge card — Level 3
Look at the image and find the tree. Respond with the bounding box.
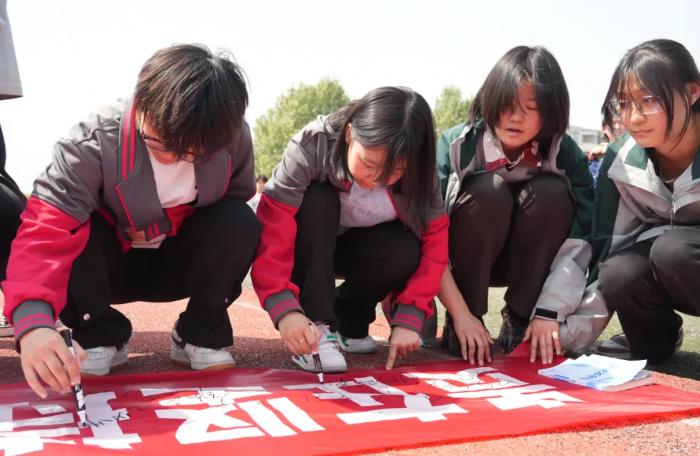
[254,79,350,176]
[434,86,472,137]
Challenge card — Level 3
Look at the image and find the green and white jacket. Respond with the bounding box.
[438,123,601,353]
[582,133,700,339]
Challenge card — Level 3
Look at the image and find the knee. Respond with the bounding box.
[298,182,340,218]
[383,229,421,278]
[452,174,512,228]
[598,254,648,312]
[649,228,697,274]
[211,197,261,247]
[519,173,573,217]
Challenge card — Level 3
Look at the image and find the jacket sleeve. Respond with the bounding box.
[391,175,449,333]
[532,136,595,322]
[226,122,256,201]
[251,133,323,327]
[437,123,467,199]
[437,131,453,199]
[2,133,103,343]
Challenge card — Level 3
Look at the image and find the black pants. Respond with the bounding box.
[59,197,260,350]
[292,182,421,337]
[598,227,700,363]
[449,172,575,319]
[0,123,26,283]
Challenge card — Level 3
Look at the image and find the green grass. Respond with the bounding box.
[435,287,700,380]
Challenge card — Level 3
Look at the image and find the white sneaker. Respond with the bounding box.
[81,345,129,376]
[293,324,347,373]
[0,315,13,338]
[336,332,378,354]
[170,329,236,370]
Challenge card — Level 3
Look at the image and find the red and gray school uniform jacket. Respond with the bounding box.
[437,123,601,353]
[3,99,255,342]
[251,116,449,334]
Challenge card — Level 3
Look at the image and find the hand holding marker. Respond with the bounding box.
[309,322,323,383]
[60,330,88,428]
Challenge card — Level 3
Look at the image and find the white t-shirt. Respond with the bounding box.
[338,181,397,234]
[131,154,197,248]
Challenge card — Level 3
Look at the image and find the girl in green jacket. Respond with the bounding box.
[437,46,595,365]
[594,39,700,363]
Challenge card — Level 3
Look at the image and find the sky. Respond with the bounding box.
[1,0,699,191]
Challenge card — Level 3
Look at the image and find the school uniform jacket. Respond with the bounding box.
[580,133,700,343]
[3,99,255,342]
[251,116,449,333]
[437,123,603,353]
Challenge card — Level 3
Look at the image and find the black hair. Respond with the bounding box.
[256,174,268,183]
[468,45,570,157]
[135,44,248,161]
[601,39,700,140]
[326,86,437,229]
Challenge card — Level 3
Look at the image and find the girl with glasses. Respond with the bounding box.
[437,46,597,365]
[591,39,700,363]
[252,87,448,373]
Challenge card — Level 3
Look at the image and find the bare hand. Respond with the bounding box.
[523,318,562,364]
[452,314,494,365]
[278,312,319,356]
[19,327,86,399]
[587,142,608,161]
[385,326,421,370]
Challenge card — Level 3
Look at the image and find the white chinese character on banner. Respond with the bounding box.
[0,392,142,455]
[286,376,468,424]
[145,387,324,444]
[405,368,582,410]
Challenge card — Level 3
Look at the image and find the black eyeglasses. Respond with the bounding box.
[138,113,210,163]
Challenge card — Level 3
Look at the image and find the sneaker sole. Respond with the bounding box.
[81,351,129,377]
[338,343,378,354]
[170,349,236,370]
[292,356,347,373]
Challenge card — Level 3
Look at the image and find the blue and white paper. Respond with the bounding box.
[538,354,648,391]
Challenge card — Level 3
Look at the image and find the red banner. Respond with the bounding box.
[2,347,699,456]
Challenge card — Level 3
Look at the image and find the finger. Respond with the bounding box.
[476,340,485,366]
[484,339,493,363]
[397,344,409,358]
[33,360,63,394]
[459,334,468,361]
[467,337,476,365]
[530,334,538,362]
[303,326,318,352]
[283,337,301,356]
[523,325,532,342]
[44,353,72,393]
[23,363,47,399]
[539,334,548,364]
[545,333,554,364]
[552,331,562,356]
[385,344,398,370]
[295,334,311,355]
[55,345,82,386]
[304,322,321,353]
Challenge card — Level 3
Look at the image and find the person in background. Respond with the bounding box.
[247,174,268,212]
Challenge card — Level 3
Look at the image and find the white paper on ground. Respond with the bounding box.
[538,354,649,391]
